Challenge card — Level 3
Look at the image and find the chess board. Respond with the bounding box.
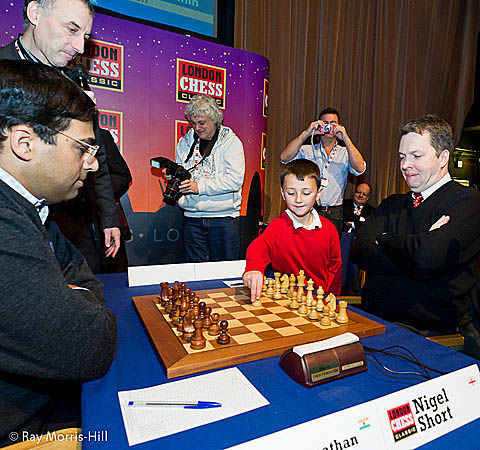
[133,286,385,379]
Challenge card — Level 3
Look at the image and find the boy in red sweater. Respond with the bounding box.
[243,159,341,302]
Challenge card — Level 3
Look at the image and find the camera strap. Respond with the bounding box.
[184,128,219,168]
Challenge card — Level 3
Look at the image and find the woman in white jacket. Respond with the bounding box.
[175,95,245,262]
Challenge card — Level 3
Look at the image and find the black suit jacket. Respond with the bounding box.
[342,199,374,233]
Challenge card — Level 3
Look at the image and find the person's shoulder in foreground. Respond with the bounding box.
[244,159,341,302]
[0,58,117,445]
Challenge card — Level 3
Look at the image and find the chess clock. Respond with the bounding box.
[279,333,367,388]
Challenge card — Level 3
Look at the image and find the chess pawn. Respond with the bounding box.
[287,274,296,299]
[208,312,221,336]
[216,320,231,345]
[336,300,349,324]
[288,295,299,310]
[308,298,320,320]
[320,306,331,326]
[190,318,206,350]
[266,279,275,297]
[252,296,262,307]
[298,295,308,316]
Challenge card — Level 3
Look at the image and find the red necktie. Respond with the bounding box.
[413,193,423,208]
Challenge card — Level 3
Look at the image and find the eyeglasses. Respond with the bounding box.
[55,129,99,164]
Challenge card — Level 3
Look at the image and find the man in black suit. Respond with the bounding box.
[343,182,374,234]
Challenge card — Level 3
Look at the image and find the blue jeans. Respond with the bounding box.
[182,216,240,262]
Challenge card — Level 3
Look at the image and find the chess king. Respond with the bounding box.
[243,159,341,303]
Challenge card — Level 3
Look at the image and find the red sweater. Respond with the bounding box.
[245,212,342,294]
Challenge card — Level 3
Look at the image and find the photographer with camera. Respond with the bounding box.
[174,95,245,262]
[280,107,365,235]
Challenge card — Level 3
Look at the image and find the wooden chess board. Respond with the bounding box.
[132,286,385,379]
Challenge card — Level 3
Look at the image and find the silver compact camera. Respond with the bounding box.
[321,124,334,133]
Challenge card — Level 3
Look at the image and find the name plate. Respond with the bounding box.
[228,364,480,449]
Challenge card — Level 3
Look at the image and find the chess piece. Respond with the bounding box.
[172,297,181,326]
[336,300,349,324]
[306,279,314,307]
[273,278,282,300]
[252,296,262,307]
[179,282,187,295]
[192,296,200,316]
[216,320,231,345]
[316,286,325,312]
[190,318,206,350]
[198,301,206,323]
[326,293,336,318]
[182,309,196,343]
[160,282,169,302]
[287,274,296,299]
[288,294,299,309]
[208,312,221,336]
[296,270,305,301]
[172,281,180,299]
[308,298,320,320]
[262,276,268,293]
[274,272,281,287]
[203,306,212,330]
[298,294,308,316]
[280,274,289,294]
[320,306,331,326]
[266,279,275,297]
[177,299,189,333]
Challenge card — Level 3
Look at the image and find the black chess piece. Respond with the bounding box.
[216,320,230,345]
[191,318,206,350]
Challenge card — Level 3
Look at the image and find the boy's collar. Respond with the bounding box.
[285,208,322,230]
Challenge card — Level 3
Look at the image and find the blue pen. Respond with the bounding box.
[127,401,221,409]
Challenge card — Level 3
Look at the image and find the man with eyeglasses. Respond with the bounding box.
[0,59,117,446]
[0,0,123,273]
[343,182,374,234]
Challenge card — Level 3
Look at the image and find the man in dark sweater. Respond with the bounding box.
[351,115,480,359]
[0,59,117,446]
[0,0,123,273]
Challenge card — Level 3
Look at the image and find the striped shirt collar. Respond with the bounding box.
[286,208,322,230]
[0,167,49,224]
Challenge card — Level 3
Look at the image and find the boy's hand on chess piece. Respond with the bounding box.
[243,271,263,303]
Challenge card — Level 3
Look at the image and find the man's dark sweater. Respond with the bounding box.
[0,179,117,446]
[351,181,480,356]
